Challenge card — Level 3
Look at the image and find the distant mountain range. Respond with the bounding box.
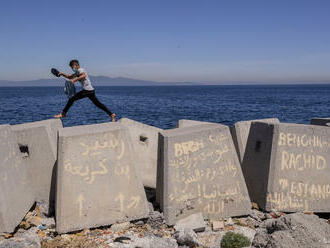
[0,76,200,87]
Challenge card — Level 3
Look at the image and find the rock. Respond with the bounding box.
[113,236,131,244]
[269,210,284,219]
[134,220,145,226]
[147,210,165,228]
[253,213,330,248]
[252,228,269,247]
[2,227,42,248]
[245,217,260,229]
[131,234,178,248]
[226,218,234,226]
[3,234,13,239]
[212,220,224,231]
[174,228,199,247]
[37,201,50,217]
[303,211,314,215]
[0,238,41,248]
[265,213,273,219]
[210,231,231,248]
[41,217,55,229]
[236,218,248,227]
[106,233,178,248]
[19,221,31,230]
[34,205,42,218]
[110,222,131,233]
[147,202,154,213]
[26,216,43,227]
[249,209,266,222]
[37,230,46,238]
[174,213,205,232]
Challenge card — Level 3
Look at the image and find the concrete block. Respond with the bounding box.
[0,125,34,233]
[56,122,149,233]
[157,124,251,225]
[242,122,330,212]
[118,118,162,188]
[231,118,279,163]
[311,118,330,127]
[12,119,62,156]
[11,119,63,215]
[176,119,215,128]
[174,212,206,232]
[11,124,56,215]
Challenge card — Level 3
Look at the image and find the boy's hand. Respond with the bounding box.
[70,79,76,84]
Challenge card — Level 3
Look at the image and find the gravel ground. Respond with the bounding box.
[0,200,329,248]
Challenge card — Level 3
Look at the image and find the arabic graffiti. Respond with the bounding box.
[166,131,246,218]
[64,158,108,184]
[80,138,125,160]
[64,134,128,184]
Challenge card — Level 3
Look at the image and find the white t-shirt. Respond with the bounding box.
[74,68,94,91]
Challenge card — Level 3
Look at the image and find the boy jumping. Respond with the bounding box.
[54,59,116,122]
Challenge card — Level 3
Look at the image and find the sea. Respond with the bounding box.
[0,84,329,129]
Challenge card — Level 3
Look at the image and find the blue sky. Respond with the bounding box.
[0,0,329,83]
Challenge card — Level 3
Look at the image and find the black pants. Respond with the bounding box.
[62,90,113,115]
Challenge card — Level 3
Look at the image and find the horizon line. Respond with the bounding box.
[1,75,330,85]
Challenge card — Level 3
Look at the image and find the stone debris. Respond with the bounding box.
[174,212,206,232]
[249,209,266,222]
[0,198,329,248]
[174,228,199,247]
[212,220,224,231]
[110,222,131,233]
[226,217,234,226]
[253,213,330,248]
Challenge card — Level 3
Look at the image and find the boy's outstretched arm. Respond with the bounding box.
[70,72,86,84]
[68,72,86,84]
[59,72,75,79]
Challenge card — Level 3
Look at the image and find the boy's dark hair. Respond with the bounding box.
[69,59,79,67]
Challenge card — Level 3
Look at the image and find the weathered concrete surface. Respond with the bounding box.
[176,119,215,128]
[230,118,279,163]
[118,118,162,188]
[310,117,330,127]
[11,119,62,215]
[0,125,34,233]
[157,124,251,225]
[56,122,149,233]
[12,119,62,156]
[242,122,330,212]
